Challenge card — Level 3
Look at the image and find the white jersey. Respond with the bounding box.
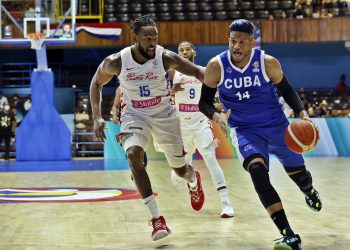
[173,67,208,129]
[118,45,172,117]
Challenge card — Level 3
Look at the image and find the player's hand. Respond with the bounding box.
[212,109,231,137]
[94,118,106,142]
[299,110,319,134]
[171,83,184,94]
[112,109,120,124]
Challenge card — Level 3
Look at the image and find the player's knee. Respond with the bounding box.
[249,162,281,208]
[286,166,313,191]
[126,146,144,169]
[164,152,186,168]
[243,154,266,172]
[172,165,188,178]
[249,162,270,193]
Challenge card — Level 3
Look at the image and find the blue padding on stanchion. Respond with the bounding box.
[104,121,126,160]
[16,71,71,161]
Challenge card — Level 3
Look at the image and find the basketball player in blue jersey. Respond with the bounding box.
[199,19,322,250]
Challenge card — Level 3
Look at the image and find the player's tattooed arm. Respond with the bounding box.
[163,49,204,82]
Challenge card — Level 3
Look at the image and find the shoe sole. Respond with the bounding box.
[152,230,170,241]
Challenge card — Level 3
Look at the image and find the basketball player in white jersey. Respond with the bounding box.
[90,16,205,241]
[169,41,235,218]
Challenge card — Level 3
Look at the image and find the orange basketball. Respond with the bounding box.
[284,120,319,154]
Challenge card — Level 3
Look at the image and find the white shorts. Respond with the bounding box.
[120,106,184,156]
[182,120,217,155]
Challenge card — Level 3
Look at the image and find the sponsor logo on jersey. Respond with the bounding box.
[179,103,199,112]
[0,188,144,203]
[131,96,161,108]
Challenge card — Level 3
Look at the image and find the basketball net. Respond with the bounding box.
[26,32,45,50]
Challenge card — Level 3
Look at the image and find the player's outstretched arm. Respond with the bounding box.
[163,49,204,82]
[265,55,309,120]
[199,57,230,137]
[90,53,121,141]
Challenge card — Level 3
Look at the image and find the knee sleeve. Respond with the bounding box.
[202,152,226,189]
[249,162,281,208]
[165,152,186,168]
[287,166,313,192]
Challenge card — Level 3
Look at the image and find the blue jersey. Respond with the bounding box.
[217,48,287,129]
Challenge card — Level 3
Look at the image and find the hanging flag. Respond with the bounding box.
[76,23,122,40]
[48,22,122,40]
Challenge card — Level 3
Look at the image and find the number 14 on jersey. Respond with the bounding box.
[236,91,250,100]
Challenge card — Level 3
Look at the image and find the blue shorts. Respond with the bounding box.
[233,122,304,170]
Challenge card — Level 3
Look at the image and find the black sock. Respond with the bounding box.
[271,209,294,235]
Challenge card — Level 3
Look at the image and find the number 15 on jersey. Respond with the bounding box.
[139,85,150,97]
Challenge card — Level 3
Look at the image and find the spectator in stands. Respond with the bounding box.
[308,106,317,117]
[23,96,32,116]
[74,104,90,156]
[293,4,308,18]
[336,74,348,96]
[321,7,334,17]
[0,101,16,160]
[0,91,8,111]
[312,5,322,18]
[317,100,329,117]
[280,10,288,19]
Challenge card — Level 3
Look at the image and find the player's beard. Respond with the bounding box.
[137,44,155,59]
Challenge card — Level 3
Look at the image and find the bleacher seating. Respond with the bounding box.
[101,0,350,22]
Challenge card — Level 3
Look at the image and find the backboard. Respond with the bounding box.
[0,0,76,46]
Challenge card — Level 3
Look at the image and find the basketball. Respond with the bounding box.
[284,120,319,154]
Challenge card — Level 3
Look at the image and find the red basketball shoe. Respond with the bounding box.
[188,170,205,211]
[150,216,171,241]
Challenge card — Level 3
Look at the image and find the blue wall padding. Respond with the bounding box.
[16,71,71,161]
[326,118,350,157]
[104,122,126,160]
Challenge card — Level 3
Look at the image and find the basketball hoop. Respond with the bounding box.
[26,32,46,50]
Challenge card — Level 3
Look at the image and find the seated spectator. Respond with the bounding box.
[74,104,91,155]
[320,8,334,18]
[312,5,322,17]
[336,74,348,96]
[0,91,8,111]
[23,96,32,116]
[317,100,329,117]
[293,4,308,18]
[0,101,16,160]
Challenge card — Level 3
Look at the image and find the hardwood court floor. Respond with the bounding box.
[0,157,349,250]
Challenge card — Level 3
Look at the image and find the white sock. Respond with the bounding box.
[188,171,198,190]
[218,188,230,204]
[202,152,227,190]
[143,195,160,218]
